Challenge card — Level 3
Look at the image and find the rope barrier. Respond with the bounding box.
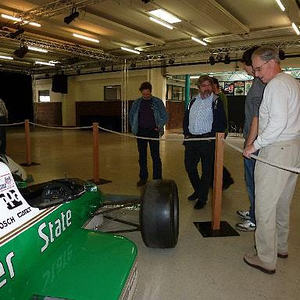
[0,121,25,127]
[97,125,216,142]
[29,122,92,130]
[224,139,300,174]
[2,120,298,173]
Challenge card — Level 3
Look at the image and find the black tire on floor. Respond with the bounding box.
[140,179,179,248]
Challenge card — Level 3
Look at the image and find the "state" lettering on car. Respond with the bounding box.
[38,210,72,253]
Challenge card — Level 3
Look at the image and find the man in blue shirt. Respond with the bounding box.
[129,82,168,187]
[183,75,227,209]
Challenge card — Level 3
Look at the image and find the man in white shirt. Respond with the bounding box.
[243,46,300,274]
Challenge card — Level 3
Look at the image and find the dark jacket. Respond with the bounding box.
[183,94,227,137]
[129,96,168,136]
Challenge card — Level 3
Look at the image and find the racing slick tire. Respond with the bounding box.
[140,179,179,248]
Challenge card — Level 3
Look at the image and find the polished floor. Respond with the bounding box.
[6,127,300,300]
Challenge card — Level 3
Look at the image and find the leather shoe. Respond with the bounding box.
[243,253,275,274]
[188,192,198,201]
[223,177,234,190]
[194,200,206,209]
[278,252,288,258]
[136,179,147,187]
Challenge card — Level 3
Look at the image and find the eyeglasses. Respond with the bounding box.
[252,60,270,73]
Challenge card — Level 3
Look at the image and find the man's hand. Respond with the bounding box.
[243,144,256,158]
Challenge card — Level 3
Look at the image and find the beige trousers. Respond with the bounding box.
[255,139,300,268]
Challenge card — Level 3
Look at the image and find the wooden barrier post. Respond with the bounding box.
[93,122,99,183]
[211,132,224,230]
[25,119,32,166]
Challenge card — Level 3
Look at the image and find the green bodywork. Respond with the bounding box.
[0,182,137,300]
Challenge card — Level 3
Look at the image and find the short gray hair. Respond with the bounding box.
[252,46,280,63]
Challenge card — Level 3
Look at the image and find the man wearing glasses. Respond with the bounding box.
[183,75,226,209]
[243,46,300,274]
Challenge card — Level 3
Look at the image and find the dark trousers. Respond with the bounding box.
[136,129,162,180]
[0,116,7,154]
[184,140,214,202]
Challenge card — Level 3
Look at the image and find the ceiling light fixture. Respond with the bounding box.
[9,28,24,38]
[149,9,181,24]
[121,47,140,54]
[35,61,55,66]
[1,14,41,27]
[14,45,28,58]
[292,22,300,35]
[27,21,41,27]
[72,33,99,43]
[275,0,285,11]
[191,37,207,46]
[209,56,215,65]
[64,8,79,24]
[28,46,48,53]
[1,14,22,22]
[224,54,231,64]
[149,17,173,29]
[0,55,14,60]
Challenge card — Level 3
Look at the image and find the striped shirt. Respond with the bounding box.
[188,93,213,135]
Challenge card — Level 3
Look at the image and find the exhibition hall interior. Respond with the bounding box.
[0,0,299,299]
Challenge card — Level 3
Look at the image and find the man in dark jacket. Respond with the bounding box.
[129,81,168,187]
[183,75,227,209]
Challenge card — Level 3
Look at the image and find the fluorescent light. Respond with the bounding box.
[28,21,41,27]
[72,33,99,43]
[191,37,207,46]
[149,17,173,30]
[149,9,181,23]
[28,46,48,53]
[49,60,60,64]
[292,23,300,35]
[35,61,55,66]
[1,14,41,27]
[275,0,285,11]
[190,75,200,79]
[0,55,13,60]
[1,14,22,22]
[121,47,140,54]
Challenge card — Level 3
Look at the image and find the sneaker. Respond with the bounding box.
[236,220,256,232]
[136,179,147,187]
[236,210,251,220]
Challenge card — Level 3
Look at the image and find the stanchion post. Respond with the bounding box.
[211,132,225,230]
[93,122,99,183]
[24,119,32,166]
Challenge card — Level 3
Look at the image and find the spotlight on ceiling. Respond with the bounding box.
[224,54,231,64]
[9,28,24,39]
[14,45,28,58]
[168,58,175,64]
[279,49,285,60]
[209,55,215,65]
[64,8,79,24]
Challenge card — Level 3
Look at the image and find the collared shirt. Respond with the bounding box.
[188,93,213,135]
[254,72,300,150]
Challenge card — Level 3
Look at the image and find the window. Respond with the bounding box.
[166,84,184,101]
[104,85,121,100]
[38,90,50,102]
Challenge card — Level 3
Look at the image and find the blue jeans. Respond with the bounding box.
[243,151,258,223]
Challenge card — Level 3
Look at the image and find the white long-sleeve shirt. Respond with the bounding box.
[254,72,300,150]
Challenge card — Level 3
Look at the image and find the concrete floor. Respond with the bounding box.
[7,128,300,300]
